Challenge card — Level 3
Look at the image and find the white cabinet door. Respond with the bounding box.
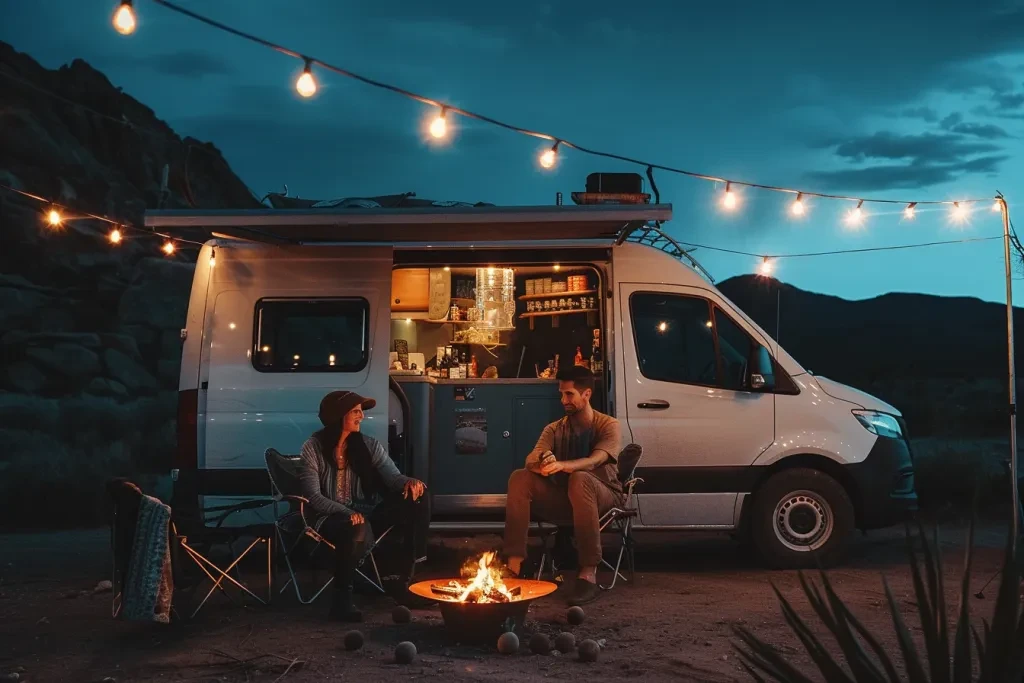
[617,283,775,527]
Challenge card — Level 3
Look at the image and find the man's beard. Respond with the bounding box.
[563,404,578,415]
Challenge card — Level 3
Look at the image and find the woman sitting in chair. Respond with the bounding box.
[299,390,431,622]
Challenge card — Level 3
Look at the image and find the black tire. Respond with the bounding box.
[749,467,854,569]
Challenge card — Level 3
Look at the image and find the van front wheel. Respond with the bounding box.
[750,468,854,569]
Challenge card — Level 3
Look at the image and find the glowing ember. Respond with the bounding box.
[430,552,522,603]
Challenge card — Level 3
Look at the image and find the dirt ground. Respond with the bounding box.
[0,523,1015,682]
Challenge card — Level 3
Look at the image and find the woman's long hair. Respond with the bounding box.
[312,425,382,496]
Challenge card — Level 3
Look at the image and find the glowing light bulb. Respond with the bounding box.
[295,60,317,98]
[790,193,805,216]
[108,228,122,244]
[845,200,865,227]
[951,201,969,223]
[113,1,136,35]
[758,257,774,276]
[722,182,737,210]
[46,209,62,227]
[904,203,917,219]
[993,199,1003,213]
[553,264,561,271]
[429,109,447,139]
[162,241,175,255]
[539,141,559,170]
[657,321,668,333]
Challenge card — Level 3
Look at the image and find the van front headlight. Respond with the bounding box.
[852,410,903,439]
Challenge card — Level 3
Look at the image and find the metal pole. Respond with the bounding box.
[1000,196,1019,547]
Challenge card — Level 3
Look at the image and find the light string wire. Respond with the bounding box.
[140,0,995,209]
[0,182,206,249]
[0,181,1003,265]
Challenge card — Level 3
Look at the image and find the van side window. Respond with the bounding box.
[630,292,717,386]
[253,298,369,373]
[714,306,756,391]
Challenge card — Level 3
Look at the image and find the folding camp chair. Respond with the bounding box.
[264,448,394,603]
[108,478,274,620]
[534,444,644,590]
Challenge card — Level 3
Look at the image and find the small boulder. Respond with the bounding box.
[554,632,576,653]
[343,630,364,651]
[578,639,600,663]
[497,632,519,655]
[529,632,551,655]
[394,641,417,665]
[392,605,412,624]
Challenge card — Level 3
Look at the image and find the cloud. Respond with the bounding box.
[993,91,1024,110]
[902,106,940,122]
[831,132,1000,164]
[136,50,233,79]
[939,112,963,129]
[945,122,1011,139]
[805,155,1007,191]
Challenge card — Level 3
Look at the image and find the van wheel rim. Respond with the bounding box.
[772,490,832,552]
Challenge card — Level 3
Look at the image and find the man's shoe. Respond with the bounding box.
[329,588,364,622]
[567,578,600,606]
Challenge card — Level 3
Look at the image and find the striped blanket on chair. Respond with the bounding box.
[122,494,173,623]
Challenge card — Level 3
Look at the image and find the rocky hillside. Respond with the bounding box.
[0,42,258,529]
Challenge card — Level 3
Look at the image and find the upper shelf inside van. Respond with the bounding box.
[143,204,673,245]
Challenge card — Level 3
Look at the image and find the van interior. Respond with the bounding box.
[387,255,610,519]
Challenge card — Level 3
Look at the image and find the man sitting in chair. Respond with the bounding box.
[299,390,431,622]
[503,365,623,606]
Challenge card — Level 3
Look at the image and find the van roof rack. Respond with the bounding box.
[144,203,673,246]
[619,223,715,283]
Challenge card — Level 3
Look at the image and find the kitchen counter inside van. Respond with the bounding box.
[391,375,556,384]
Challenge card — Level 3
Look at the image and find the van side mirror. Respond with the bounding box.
[749,345,775,392]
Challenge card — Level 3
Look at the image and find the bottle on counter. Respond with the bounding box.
[574,346,584,367]
[590,329,602,373]
[469,355,478,378]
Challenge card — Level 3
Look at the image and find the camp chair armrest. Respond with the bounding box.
[205,499,274,527]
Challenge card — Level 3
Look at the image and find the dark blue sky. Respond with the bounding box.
[4,1,1023,302]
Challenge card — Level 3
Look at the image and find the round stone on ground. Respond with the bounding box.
[554,631,575,653]
[497,631,519,655]
[395,641,417,664]
[578,639,600,662]
[343,630,364,651]
[566,605,585,625]
[392,605,412,624]
[529,633,551,655]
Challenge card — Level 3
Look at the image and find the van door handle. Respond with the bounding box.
[637,400,670,410]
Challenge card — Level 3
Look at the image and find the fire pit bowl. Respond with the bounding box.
[409,578,558,643]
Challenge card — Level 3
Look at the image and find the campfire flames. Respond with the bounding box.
[430,552,523,604]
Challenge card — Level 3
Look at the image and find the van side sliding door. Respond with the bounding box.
[617,283,775,528]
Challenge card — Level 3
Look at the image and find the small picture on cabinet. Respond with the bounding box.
[454,408,487,455]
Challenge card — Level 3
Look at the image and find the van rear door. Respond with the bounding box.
[617,282,775,527]
[196,245,393,519]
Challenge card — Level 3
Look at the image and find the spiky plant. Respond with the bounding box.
[732,515,1023,682]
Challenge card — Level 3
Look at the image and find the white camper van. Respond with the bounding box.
[148,189,916,568]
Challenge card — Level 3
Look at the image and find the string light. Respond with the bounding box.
[209,248,217,267]
[162,241,176,255]
[722,182,737,211]
[758,256,774,276]
[46,208,63,227]
[790,193,806,217]
[952,201,969,223]
[108,228,123,244]
[295,59,317,98]
[539,141,559,170]
[129,0,996,227]
[112,1,136,35]
[845,199,865,227]
[994,199,1004,212]
[904,203,917,220]
[429,107,448,139]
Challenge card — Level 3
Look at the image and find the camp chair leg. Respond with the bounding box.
[181,537,269,618]
[599,545,629,590]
